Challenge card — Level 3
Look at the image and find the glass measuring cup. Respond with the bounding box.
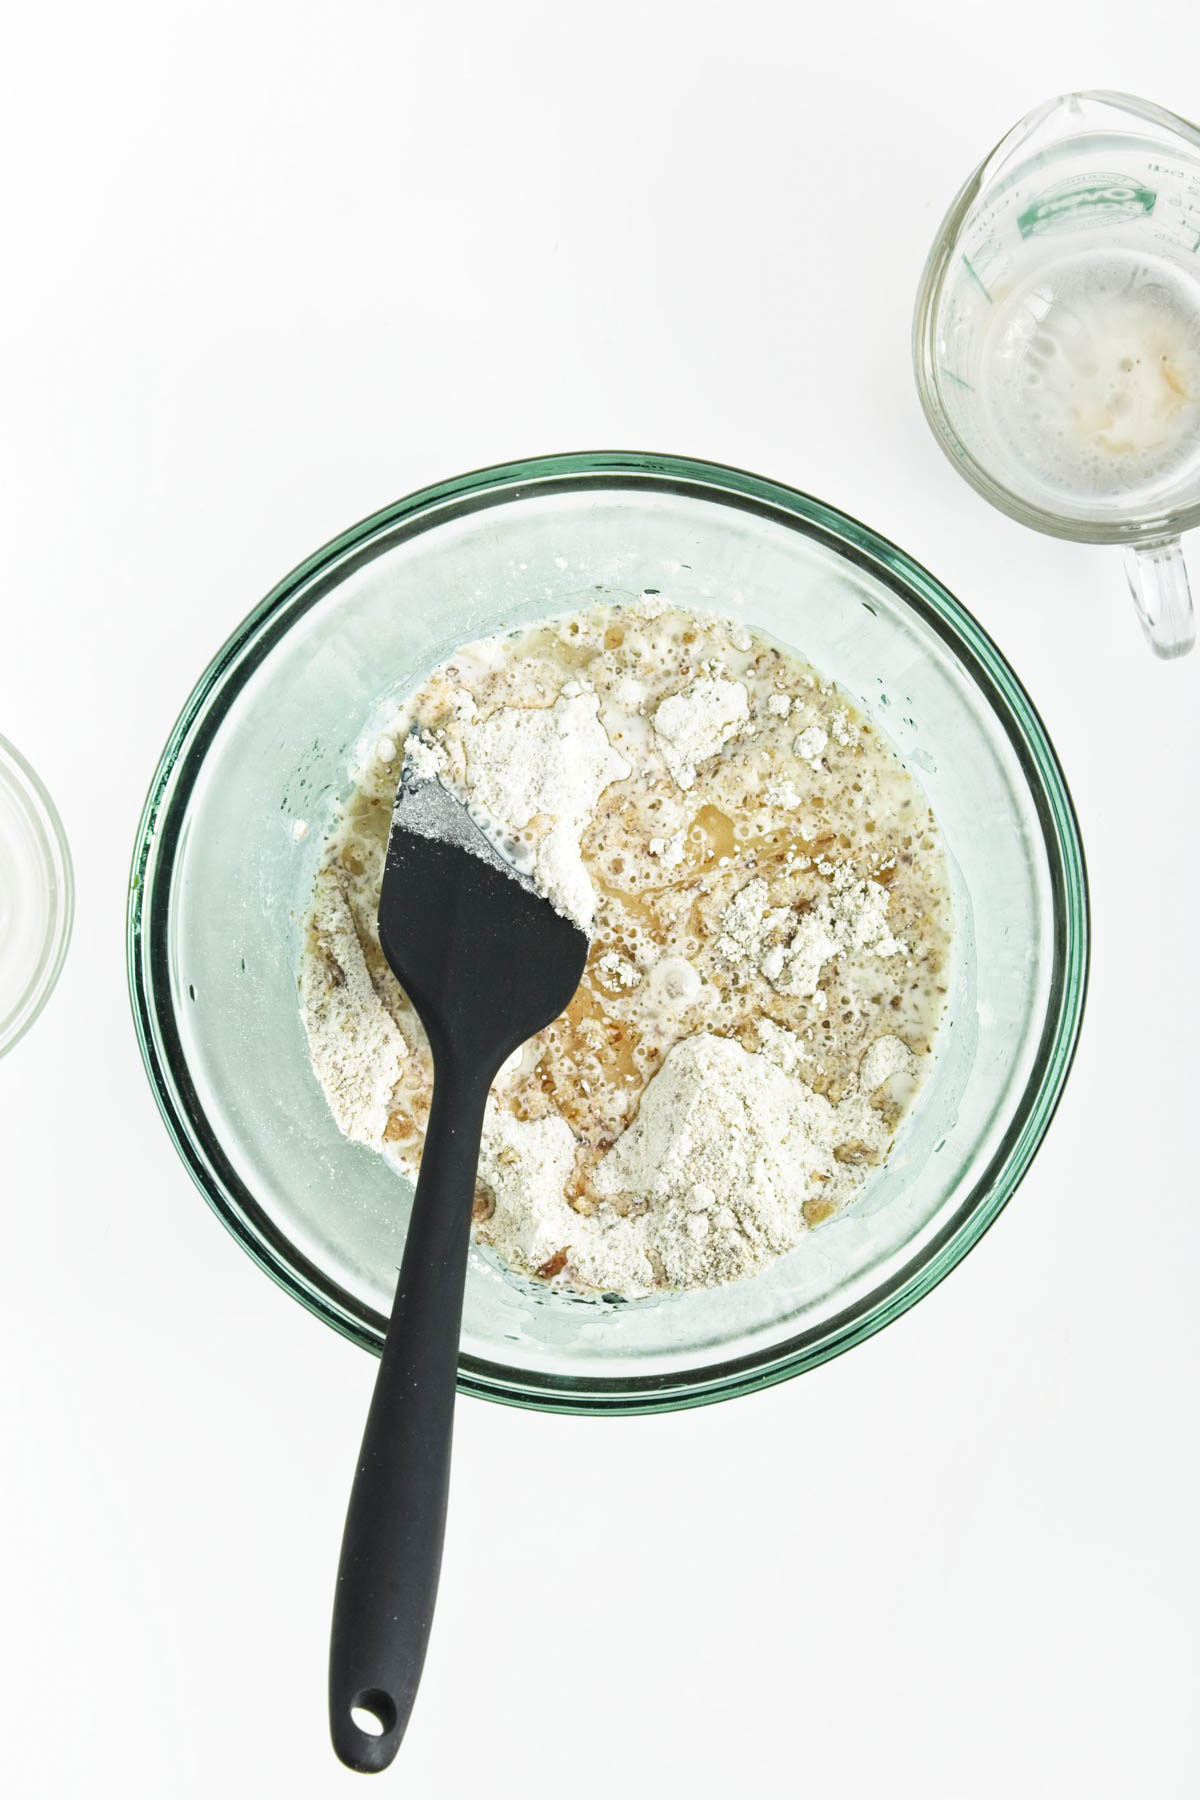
[914,90,1200,658]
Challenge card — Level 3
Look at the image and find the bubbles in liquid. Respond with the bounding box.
[981,247,1200,515]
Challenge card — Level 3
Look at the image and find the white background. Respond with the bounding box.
[2,3,1198,1795]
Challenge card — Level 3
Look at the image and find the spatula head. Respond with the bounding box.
[377,761,589,1074]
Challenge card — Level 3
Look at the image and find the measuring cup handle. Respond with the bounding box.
[1124,538,1195,659]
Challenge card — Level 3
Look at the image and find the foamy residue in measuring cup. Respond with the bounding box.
[982,246,1200,515]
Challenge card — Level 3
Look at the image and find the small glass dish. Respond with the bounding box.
[0,735,73,1059]
[127,453,1089,1414]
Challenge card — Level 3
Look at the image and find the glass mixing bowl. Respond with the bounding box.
[127,452,1088,1414]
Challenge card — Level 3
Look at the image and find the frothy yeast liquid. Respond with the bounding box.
[981,247,1200,515]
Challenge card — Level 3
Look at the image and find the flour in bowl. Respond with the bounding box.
[300,599,952,1298]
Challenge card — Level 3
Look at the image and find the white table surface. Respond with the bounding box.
[3,4,1198,1795]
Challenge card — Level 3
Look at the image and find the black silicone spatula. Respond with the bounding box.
[328,756,588,1773]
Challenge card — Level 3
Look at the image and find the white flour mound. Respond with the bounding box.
[476,1032,894,1296]
[301,869,408,1144]
[716,867,906,1000]
[652,676,749,790]
[449,682,629,928]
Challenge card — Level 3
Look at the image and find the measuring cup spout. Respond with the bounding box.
[985,90,1200,179]
[1124,539,1195,659]
[975,92,1082,188]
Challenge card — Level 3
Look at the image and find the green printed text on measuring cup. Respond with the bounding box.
[1017,172,1157,238]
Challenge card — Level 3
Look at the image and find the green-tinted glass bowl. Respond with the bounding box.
[127,452,1088,1414]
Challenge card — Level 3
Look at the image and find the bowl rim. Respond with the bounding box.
[127,449,1090,1415]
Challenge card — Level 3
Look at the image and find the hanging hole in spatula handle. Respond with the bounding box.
[334,1689,402,1773]
[1124,537,1195,659]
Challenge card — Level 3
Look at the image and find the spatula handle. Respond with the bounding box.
[329,1061,491,1773]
